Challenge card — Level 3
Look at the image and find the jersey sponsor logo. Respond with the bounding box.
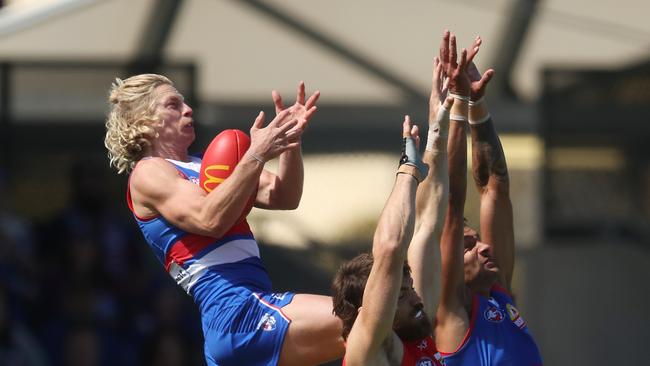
[484,306,505,322]
[257,313,277,331]
[271,292,287,301]
[417,356,445,366]
[506,303,527,329]
[168,261,193,293]
[506,303,519,318]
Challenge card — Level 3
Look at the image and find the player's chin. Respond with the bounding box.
[396,317,432,342]
[483,261,500,273]
[184,129,196,142]
[481,266,500,286]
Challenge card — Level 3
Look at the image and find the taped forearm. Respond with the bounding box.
[426,103,450,153]
[399,136,428,182]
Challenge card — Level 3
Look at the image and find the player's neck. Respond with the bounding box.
[148,142,189,162]
[466,282,491,298]
[475,287,491,298]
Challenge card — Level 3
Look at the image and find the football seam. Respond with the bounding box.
[234,129,241,161]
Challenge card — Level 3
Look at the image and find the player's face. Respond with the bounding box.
[463,226,499,289]
[153,84,195,147]
[393,275,432,342]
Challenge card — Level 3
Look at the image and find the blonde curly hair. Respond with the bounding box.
[104,74,173,174]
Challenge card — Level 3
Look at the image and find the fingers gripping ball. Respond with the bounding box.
[200,129,257,220]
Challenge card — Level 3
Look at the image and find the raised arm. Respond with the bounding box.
[345,117,425,366]
[466,37,514,291]
[130,110,300,238]
[255,82,320,210]
[409,56,453,323]
[434,31,472,352]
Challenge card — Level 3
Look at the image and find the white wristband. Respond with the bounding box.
[469,113,491,125]
[450,114,468,122]
[449,93,470,102]
[469,96,485,106]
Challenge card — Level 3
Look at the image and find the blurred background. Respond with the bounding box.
[0,0,648,365]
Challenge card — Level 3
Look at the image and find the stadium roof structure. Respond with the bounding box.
[0,0,648,104]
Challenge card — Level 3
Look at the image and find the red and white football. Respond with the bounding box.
[199,129,256,220]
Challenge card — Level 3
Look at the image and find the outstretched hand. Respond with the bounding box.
[271,81,320,143]
[430,57,454,126]
[248,110,302,162]
[439,30,471,98]
[465,36,495,101]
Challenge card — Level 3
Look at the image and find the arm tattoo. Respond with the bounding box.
[470,118,509,190]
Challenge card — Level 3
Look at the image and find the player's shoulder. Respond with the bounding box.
[132,157,176,178]
[490,283,514,302]
[130,157,181,192]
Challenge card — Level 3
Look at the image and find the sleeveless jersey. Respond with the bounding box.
[401,336,445,366]
[126,157,272,311]
[342,336,445,366]
[440,285,543,366]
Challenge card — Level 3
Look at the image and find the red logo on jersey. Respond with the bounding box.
[484,306,504,322]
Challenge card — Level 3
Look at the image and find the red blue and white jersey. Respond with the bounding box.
[126,157,272,309]
[440,285,543,366]
[342,336,445,366]
[401,336,445,366]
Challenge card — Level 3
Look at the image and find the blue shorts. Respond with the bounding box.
[203,291,295,366]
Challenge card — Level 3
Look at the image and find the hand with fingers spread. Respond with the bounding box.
[429,57,453,121]
[439,30,471,99]
[429,57,455,148]
[271,81,320,143]
[247,109,300,163]
[465,36,495,102]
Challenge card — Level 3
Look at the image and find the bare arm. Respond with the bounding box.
[255,149,303,210]
[345,117,422,366]
[255,82,319,209]
[466,37,514,290]
[409,56,453,323]
[435,31,472,353]
[130,110,300,238]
